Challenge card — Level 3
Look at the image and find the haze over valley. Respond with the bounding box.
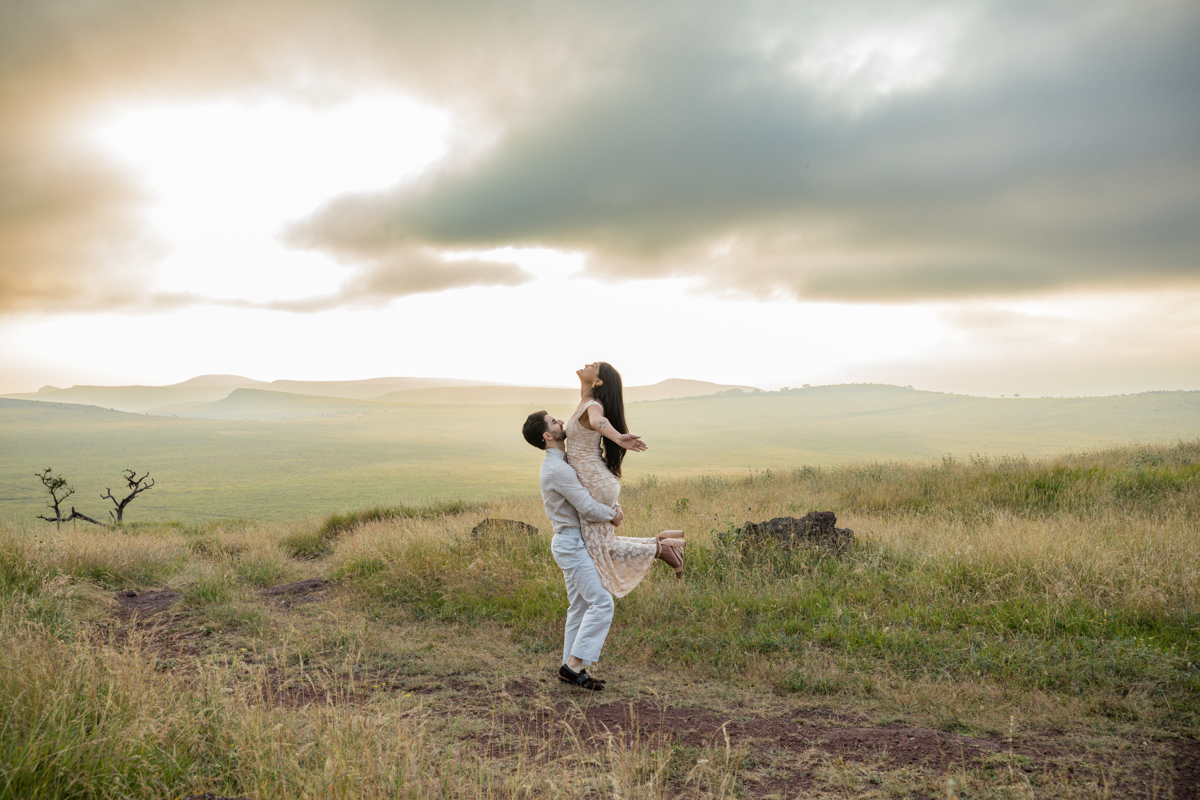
[3,374,1196,522]
[1,375,757,416]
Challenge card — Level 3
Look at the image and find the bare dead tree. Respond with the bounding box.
[103,469,155,524]
[35,468,74,531]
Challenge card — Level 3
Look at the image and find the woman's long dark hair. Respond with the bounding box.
[592,362,629,478]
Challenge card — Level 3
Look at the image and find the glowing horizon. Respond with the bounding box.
[1,2,1197,400]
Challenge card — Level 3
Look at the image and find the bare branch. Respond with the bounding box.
[35,468,74,530]
[67,507,105,526]
[103,469,155,524]
[124,469,151,489]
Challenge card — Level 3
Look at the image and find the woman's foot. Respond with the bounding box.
[656,531,685,579]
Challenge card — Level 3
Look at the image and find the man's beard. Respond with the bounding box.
[551,430,566,442]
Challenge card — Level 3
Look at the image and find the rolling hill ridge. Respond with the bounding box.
[1,375,755,415]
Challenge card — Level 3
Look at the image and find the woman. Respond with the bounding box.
[565,361,685,598]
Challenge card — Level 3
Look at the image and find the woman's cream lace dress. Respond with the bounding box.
[565,399,657,598]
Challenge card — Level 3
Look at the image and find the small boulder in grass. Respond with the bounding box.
[722,511,854,555]
[471,518,540,538]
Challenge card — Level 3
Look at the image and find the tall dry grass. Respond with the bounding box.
[0,607,731,799]
[0,439,1195,797]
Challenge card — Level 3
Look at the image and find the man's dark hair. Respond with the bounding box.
[522,410,549,449]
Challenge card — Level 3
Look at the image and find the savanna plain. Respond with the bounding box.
[2,424,1198,798]
[3,384,1198,521]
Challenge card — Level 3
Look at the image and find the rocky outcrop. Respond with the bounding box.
[722,511,854,555]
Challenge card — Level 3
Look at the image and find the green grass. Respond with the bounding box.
[0,440,1196,797]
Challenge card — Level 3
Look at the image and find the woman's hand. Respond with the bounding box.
[614,432,648,452]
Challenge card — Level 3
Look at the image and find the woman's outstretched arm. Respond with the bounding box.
[584,403,648,451]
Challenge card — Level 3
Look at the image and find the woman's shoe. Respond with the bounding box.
[656,531,685,579]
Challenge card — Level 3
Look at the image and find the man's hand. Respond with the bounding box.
[611,505,624,527]
[615,432,648,452]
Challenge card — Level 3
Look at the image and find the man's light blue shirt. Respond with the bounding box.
[539,449,616,534]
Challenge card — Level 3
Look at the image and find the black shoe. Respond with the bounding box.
[557,664,605,684]
[558,664,604,691]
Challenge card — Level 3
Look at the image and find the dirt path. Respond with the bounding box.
[484,682,1193,798]
[113,582,1198,798]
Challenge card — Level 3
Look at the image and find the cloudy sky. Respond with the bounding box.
[2,0,1197,396]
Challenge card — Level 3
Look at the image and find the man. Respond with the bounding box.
[523,409,621,691]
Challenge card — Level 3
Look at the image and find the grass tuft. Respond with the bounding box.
[283,500,485,559]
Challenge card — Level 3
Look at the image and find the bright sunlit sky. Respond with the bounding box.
[2,1,1198,396]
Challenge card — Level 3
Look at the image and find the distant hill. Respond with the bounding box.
[376,379,757,406]
[267,377,496,400]
[634,384,1200,465]
[0,375,501,413]
[0,382,256,413]
[0,397,124,415]
[166,389,399,420]
[170,374,268,388]
[170,380,756,420]
[0,375,753,414]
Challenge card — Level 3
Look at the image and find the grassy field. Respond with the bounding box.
[0,440,1197,798]
[2,385,1198,524]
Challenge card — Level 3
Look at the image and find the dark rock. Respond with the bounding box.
[471,518,539,538]
[722,511,853,555]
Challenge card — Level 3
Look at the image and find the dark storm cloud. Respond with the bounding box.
[237,249,532,312]
[295,0,1200,301]
[3,0,1198,313]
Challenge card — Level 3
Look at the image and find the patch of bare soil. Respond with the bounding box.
[491,691,1195,798]
[113,588,181,622]
[114,578,330,623]
[254,668,370,708]
[111,587,214,658]
[111,578,331,657]
[258,577,330,607]
[1176,738,1200,800]
[497,699,1018,795]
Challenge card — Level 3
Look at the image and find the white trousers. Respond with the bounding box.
[551,527,614,667]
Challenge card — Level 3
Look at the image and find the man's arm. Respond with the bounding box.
[550,462,617,524]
